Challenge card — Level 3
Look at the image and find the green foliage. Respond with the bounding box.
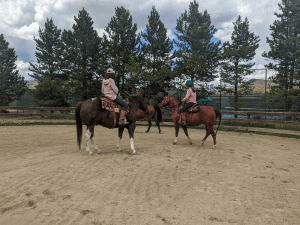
[28,77,70,107]
[62,8,105,101]
[174,0,221,84]
[221,15,260,111]
[0,34,27,106]
[28,18,70,107]
[105,6,140,91]
[262,0,300,111]
[138,6,175,97]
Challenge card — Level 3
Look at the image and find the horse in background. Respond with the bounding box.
[160,93,221,149]
[136,104,162,133]
[75,95,149,155]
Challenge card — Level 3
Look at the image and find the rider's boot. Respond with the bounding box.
[119,110,127,125]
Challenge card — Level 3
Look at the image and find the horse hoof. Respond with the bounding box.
[173,142,177,145]
[133,152,137,155]
[213,145,217,149]
[189,142,193,145]
[97,150,102,154]
[89,152,93,156]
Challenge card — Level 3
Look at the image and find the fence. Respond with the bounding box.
[1,106,300,128]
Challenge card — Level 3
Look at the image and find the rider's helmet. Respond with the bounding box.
[185,80,193,86]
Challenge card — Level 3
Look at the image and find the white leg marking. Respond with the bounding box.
[173,137,178,144]
[131,138,136,155]
[213,144,217,149]
[85,130,93,155]
[117,137,122,151]
[91,137,101,154]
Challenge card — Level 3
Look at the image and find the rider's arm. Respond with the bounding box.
[182,88,191,102]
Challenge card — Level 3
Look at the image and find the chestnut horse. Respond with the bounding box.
[75,95,149,155]
[160,93,221,149]
[136,104,162,133]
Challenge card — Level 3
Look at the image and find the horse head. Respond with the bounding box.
[160,93,179,108]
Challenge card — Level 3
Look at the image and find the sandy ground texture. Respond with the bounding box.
[0,125,299,225]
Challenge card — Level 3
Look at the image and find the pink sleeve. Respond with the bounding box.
[110,79,119,94]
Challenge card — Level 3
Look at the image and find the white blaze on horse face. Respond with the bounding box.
[174,137,178,143]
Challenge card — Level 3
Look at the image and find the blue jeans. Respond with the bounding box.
[114,96,128,111]
[179,102,194,113]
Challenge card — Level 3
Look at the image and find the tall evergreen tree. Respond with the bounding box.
[0,34,26,106]
[262,0,300,111]
[105,6,140,91]
[62,8,105,101]
[174,0,220,89]
[139,6,175,97]
[28,18,70,107]
[221,15,260,111]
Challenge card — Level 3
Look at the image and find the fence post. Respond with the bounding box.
[247,113,250,130]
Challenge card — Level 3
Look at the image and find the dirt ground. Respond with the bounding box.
[0,125,299,225]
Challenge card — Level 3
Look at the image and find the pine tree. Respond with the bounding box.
[262,0,300,111]
[174,0,220,89]
[221,15,260,112]
[62,8,105,101]
[0,34,26,106]
[105,6,140,91]
[139,6,175,97]
[28,18,70,107]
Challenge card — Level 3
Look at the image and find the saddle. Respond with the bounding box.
[101,96,130,128]
[179,103,200,114]
[186,103,200,114]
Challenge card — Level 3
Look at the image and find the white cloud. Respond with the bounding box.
[16,60,30,70]
[167,29,176,39]
[8,22,40,41]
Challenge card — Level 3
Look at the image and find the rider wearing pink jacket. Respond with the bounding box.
[179,80,197,126]
[102,68,128,125]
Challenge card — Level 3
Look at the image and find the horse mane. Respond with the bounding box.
[169,95,180,108]
[128,95,146,111]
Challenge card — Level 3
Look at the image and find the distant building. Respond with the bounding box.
[26,80,38,89]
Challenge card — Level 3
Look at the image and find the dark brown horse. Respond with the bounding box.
[75,96,149,155]
[160,93,221,149]
[136,104,162,133]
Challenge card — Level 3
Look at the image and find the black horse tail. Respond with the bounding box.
[75,102,83,149]
[214,107,222,134]
[154,104,162,123]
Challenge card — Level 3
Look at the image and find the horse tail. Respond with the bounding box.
[214,108,222,134]
[75,101,83,149]
[154,104,162,123]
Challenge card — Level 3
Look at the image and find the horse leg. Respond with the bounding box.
[200,126,210,147]
[128,122,137,155]
[182,126,192,145]
[90,126,101,154]
[117,126,125,152]
[146,119,151,133]
[173,123,180,145]
[212,131,217,149]
[84,127,93,155]
[153,116,161,134]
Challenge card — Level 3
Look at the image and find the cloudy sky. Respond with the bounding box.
[0,0,282,83]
